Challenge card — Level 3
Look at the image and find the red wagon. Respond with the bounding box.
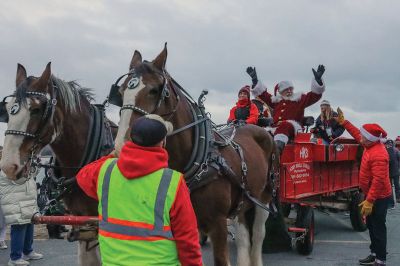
[278,132,366,255]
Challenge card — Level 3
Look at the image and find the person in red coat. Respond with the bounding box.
[227,85,259,125]
[76,114,203,266]
[246,65,325,153]
[336,109,391,266]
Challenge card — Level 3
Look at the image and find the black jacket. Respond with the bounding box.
[312,111,345,143]
[387,146,400,177]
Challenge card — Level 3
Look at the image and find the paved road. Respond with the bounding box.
[1,208,399,266]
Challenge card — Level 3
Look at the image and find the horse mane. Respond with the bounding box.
[51,75,94,113]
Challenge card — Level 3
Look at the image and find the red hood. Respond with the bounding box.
[117,141,168,179]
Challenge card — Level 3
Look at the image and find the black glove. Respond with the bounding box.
[246,66,258,86]
[312,64,325,86]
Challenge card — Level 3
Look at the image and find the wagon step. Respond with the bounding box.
[288,227,307,233]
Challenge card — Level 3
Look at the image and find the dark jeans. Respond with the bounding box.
[366,197,390,261]
[10,223,34,260]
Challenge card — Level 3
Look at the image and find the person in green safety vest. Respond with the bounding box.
[76,114,203,266]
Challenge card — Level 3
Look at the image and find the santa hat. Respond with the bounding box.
[274,81,294,96]
[320,100,330,106]
[360,123,387,143]
[238,85,251,99]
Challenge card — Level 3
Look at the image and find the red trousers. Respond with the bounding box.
[273,121,301,144]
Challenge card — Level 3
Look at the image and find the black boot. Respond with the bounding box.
[359,254,376,265]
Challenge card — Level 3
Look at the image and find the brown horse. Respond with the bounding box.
[112,45,276,266]
[0,63,115,266]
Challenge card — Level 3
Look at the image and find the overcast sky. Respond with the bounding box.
[1,0,399,143]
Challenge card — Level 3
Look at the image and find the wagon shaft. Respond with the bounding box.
[32,214,98,226]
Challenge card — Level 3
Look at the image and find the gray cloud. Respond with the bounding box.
[1,0,399,143]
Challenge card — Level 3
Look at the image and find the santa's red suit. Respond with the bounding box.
[251,78,325,144]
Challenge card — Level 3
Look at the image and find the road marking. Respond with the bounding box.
[315,240,369,244]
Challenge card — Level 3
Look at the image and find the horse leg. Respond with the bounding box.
[77,240,101,266]
[250,206,269,266]
[235,213,251,266]
[209,217,231,266]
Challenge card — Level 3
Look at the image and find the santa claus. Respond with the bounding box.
[246,65,326,153]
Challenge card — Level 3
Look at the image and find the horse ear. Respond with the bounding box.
[16,63,27,87]
[36,62,52,91]
[152,42,168,70]
[129,50,142,70]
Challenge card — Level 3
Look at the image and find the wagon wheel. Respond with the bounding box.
[295,206,315,255]
[349,192,367,232]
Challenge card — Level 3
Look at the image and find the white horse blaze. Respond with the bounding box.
[114,77,146,153]
[0,98,32,178]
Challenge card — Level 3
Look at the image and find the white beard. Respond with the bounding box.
[271,92,303,103]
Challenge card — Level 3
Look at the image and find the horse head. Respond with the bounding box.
[0,63,60,180]
[113,43,179,154]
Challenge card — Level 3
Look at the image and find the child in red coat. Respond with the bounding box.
[227,85,259,125]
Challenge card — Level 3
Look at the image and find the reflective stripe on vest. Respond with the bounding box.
[100,159,174,239]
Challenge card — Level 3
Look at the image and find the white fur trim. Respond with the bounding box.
[264,127,276,134]
[277,80,294,92]
[274,134,289,144]
[311,78,325,94]
[251,81,267,97]
[271,92,303,103]
[360,126,381,142]
[287,120,303,135]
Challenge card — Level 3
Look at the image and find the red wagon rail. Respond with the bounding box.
[32,214,98,226]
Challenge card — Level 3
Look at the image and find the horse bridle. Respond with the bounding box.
[1,81,58,178]
[3,90,57,140]
[108,69,180,120]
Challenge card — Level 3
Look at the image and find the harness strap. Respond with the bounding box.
[168,117,209,137]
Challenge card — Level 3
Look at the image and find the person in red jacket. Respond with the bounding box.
[246,65,325,153]
[336,108,391,266]
[76,114,203,266]
[227,85,259,125]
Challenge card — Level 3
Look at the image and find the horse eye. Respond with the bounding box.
[149,89,159,95]
[30,108,41,115]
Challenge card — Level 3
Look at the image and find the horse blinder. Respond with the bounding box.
[0,95,14,123]
[0,101,9,123]
[108,84,123,107]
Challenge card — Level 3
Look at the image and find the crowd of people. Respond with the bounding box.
[0,65,398,266]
